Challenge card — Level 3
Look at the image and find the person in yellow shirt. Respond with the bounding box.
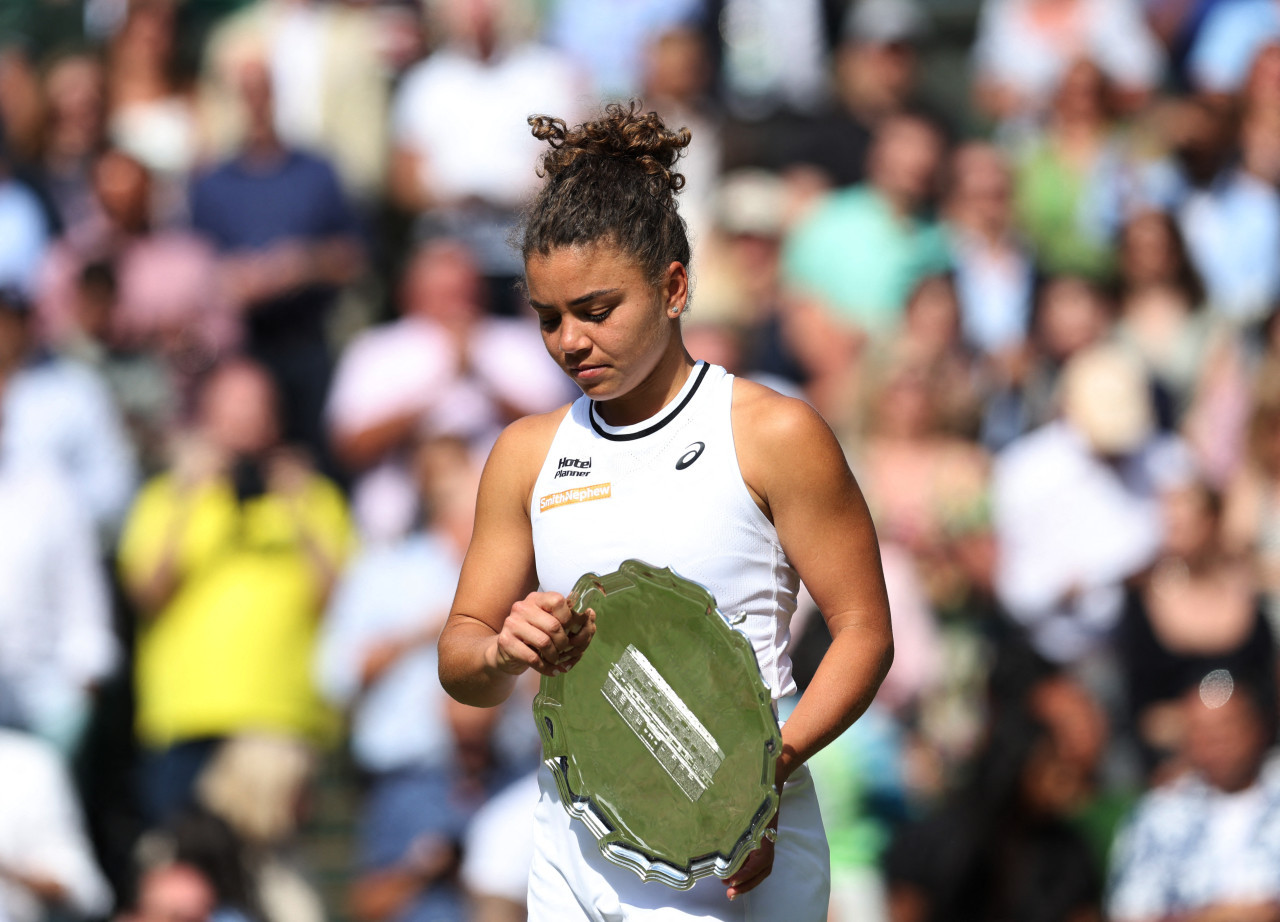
[118,358,353,825]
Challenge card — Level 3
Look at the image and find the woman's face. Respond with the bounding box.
[525,242,685,402]
[1122,213,1179,288]
[1036,277,1109,360]
[1160,484,1215,559]
[904,279,961,352]
[1052,58,1107,125]
[877,369,935,438]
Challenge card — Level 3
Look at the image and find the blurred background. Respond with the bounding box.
[3,0,1280,921]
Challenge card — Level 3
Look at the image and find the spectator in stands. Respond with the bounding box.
[57,261,178,475]
[1118,475,1273,778]
[992,344,1167,668]
[972,0,1164,123]
[781,110,950,423]
[717,0,832,118]
[198,0,390,203]
[122,862,231,922]
[884,708,1103,922]
[0,348,117,756]
[0,121,49,295]
[826,0,932,184]
[190,58,365,474]
[1113,209,1227,429]
[886,273,989,438]
[783,109,949,339]
[722,0,934,188]
[1108,670,1280,921]
[38,147,233,388]
[460,770,540,922]
[1176,101,1280,325]
[982,273,1114,450]
[347,697,527,922]
[194,736,324,922]
[0,285,136,538]
[317,435,493,778]
[32,49,106,235]
[1187,0,1280,95]
[132,808,261,922]
[388,0,582,307]
[104,0,198,193]
[326,238,569,541]
[856,349,989,610]
[543,0,701,101]
[1010,59,1131,281]
[321,434,534,922]
[0,724,113,922]
[943,142,1036,365]
[118,358,352,825]
[689,170,811,388]
[638,24,720,252]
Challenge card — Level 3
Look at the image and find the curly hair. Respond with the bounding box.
[520,101,692,288]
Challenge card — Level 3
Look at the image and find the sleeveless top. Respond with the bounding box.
[529,362,801,698]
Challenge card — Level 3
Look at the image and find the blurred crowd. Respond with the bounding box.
[3,0,1280,921]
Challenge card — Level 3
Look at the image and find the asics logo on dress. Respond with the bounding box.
[675,442,705,470]
[555,456,593,478]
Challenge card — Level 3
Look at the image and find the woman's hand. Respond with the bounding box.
[724,804,780,901]
[489,591,595,677]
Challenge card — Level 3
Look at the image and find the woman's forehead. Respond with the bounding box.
[525,243,647,300]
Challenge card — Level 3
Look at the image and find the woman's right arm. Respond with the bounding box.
[437,411,595,708]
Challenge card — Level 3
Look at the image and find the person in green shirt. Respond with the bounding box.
[782,111,952,340]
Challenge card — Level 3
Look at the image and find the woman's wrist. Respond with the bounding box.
[774,745,798,791]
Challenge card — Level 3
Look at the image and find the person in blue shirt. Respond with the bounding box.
[189,57,365,476]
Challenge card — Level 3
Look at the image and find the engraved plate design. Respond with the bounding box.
[535,560,782,888]
[602,644,725,802]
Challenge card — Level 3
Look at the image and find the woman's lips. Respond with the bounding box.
[570,364,607,381]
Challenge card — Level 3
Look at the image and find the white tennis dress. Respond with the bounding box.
[526,362,830,921]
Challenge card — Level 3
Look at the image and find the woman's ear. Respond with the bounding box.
[665,261,689,316]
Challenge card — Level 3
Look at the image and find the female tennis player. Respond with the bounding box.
[438,101,893,921]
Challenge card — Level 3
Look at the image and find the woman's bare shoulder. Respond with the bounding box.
[730,376,831,444]
[478,404,578,517]
[729,376,857,517]
[483,404,575,494]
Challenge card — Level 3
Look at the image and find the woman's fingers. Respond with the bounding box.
[498,596,597,677]
[525,591,576,627]
[723,842,773,900]
[511,596,574,649]
[567,608,595,648]
[538,608,597,675]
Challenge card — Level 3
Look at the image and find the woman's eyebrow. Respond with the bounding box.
[528,288,621,311]
[569,288,620,306]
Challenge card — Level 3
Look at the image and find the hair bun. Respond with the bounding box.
[529,100,690,195]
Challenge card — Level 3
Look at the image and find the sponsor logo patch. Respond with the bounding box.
[554,455,593,478]
[539,482,612,512]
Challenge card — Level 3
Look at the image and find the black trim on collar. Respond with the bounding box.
[589,362,711,442]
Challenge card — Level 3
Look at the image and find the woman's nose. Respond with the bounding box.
[558,317,591,355]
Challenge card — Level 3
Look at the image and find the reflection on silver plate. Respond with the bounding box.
[533,559,782,889]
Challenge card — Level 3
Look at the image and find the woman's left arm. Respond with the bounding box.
[735,382,894,787]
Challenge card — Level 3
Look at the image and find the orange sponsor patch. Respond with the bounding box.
[539,482,612,513]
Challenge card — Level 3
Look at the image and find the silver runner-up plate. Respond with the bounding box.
[533,559,782,890]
